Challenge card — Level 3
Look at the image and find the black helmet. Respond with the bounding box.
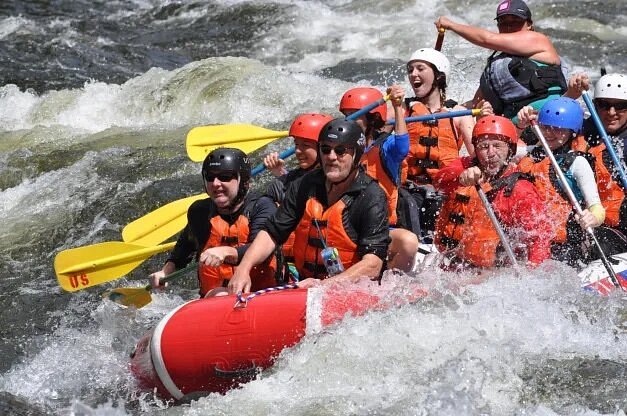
[318,118,365,165]
[201,147,251,204]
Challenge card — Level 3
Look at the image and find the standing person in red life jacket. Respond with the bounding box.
[515,98,617,266]
[435,0,567,123]
[228,118,391,293]
[338,86,419,272]
[433,115,552,268]
[563,73,627,238]
[263,113,333,205]
[149,148,279,297]
[403,47,489,237]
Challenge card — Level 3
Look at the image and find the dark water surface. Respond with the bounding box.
[0,0,626,414]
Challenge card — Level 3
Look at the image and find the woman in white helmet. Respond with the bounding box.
[435,0,567,123]
[402,47,490,235]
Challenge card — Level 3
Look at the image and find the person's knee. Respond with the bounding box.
[398,230,419,252]
[389,229,419,271]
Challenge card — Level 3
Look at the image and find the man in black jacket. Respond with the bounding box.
[229,118,391,293]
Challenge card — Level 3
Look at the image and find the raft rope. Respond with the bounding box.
[234,283,299,308]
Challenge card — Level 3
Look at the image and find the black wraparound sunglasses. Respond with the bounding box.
[319,144,354,156]
[204,171,238,182]
[595,100,627,112]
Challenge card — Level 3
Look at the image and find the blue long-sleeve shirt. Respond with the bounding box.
[365,132,409,184]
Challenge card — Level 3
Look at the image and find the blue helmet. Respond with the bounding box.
[537,97,584,133]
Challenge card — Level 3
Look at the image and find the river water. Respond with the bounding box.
[0,0,626,414]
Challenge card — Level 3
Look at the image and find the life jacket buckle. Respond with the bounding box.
[419,136,438,147]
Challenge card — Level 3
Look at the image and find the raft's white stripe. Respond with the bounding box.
[150,301,195,400]
[305,287,323,336]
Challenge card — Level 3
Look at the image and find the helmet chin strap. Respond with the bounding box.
[229,176,247,211]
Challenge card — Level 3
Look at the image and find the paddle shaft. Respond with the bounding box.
[531,121,621,289]
[251,147,295,176]
[475,185,519,267]
[346,95,390,121]
[158,262,197,287]
[582,92,627,189]
[435,28,445,51]
[386,109,479,125]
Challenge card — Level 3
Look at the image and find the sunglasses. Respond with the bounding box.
[204,171,237,182]
[320,144,354,156]
[595,100,627,112]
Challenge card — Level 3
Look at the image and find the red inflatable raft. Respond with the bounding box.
[130,283,426,400]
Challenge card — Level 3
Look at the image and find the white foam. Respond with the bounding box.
[180,266,626,414]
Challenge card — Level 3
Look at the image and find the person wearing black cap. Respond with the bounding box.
[435,0,567,124]
[228,118,391,293]
[148,147,279,297]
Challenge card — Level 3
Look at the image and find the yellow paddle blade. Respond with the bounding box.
[103,286,152,308]
[122,194,207,246]
[186,124,289,162]
[102,262,196,308]
[54,241,175,292]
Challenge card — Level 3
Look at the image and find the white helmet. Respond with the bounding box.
[407,48,450,79]
[594,74,627,100]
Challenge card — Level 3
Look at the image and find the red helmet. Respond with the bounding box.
[339,87,387,120]
[472,115,518,145]
[289,113,334,142]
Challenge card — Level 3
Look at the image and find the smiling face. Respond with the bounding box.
[204,170,239,209]
[319,141,356,184]
[595,99,627,135]
[539,125,574,150]
[293,137,318,170]
[407,60,437,98]
[475,136,511,177]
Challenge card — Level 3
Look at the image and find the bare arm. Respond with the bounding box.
[563,73,590,99]
[227,230,277,294]
[388,84,407,136]
[333,253,383,282]
[435,16,560,64]
[453,106,476,157]
[298,253,384,289]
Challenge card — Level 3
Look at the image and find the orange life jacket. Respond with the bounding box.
[435,172,527,267]
[360,145,407,225]
[292,197,359,280]
[198,215,277,296]
[405,102,460,184]
[517,153,579,244]
[584,143,625,227]
[281,232,296,263]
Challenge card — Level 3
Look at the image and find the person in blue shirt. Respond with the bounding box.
[339,85,420,272]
